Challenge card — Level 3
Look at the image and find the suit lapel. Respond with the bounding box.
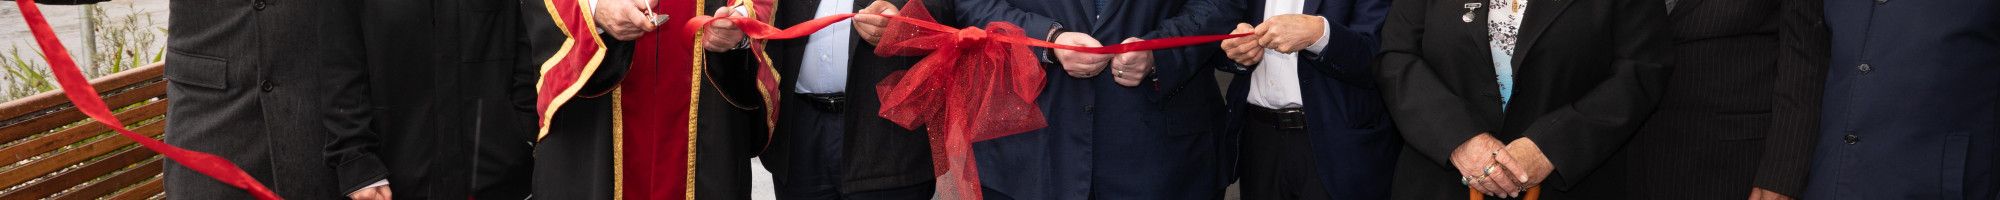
[1508,0,1575,69]
[1089,0,1116,32]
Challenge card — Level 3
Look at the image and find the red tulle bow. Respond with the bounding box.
[686,1,1245,198]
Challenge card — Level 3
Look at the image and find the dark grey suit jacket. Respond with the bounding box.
[1627,0,1828,198]
[163,0,361,199]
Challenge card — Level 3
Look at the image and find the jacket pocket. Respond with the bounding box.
[165,49,228,90]
[1941,133,1968,200]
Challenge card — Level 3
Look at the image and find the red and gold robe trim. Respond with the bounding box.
[534,0,608,140]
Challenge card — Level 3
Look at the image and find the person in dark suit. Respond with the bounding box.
[163,0,360,199]
[524,0,770,198]
[1214,0,1395,198]
[950,0,1240,199]
[1624,0,1827,199]
[318,0,541,199]
[1806,1,2000,199]
[760,0,956,199]
[1373,0,1669,198]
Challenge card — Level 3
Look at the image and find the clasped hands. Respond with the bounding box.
[1219,14,1326,67]
[1043,30,1151,87]
[1452,133,1554,198]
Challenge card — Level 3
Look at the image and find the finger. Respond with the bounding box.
[1254,25,1275,46]
[1474,178,1502,197]
[626,7,656,31]
[380,187,393,199]
[1234,23,1254,34]
[1248,48,1263,63]
[1114,53,1134,68]
[855,14,888,27]
[862,0,893,14]
[711,6,731,18]
[1488,168,1521,194]
[712,18,735,29]
[882,6,900,15]
[1749,189,1764,200]
[1492,152,1527,183]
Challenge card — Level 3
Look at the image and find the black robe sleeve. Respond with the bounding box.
[1754,0,1829,196]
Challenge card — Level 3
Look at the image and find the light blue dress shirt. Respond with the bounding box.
[797,0,854,94]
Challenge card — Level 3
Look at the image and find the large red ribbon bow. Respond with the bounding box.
[12,0,282,199]
[688,1,1244,198]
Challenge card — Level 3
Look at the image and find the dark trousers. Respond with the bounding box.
[844,181,936,199]
[695,80,769,200]
[1240,107,1332,200]
[763,93,848,200]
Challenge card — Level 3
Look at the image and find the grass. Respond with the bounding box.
[0,3,163,102]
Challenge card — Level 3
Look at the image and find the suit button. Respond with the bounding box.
[1874,0,1886,5]
[1857,63,1872,73]
[1843,133,1859,145]
[260,81,274,92]
[253,1,268,10]
[1082,105,1094,114]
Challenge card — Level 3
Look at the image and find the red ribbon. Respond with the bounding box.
[687,1,1244,199]
[12,0,281,199]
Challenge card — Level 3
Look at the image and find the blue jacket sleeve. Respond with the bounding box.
[1139,0,1244,101]
[1300,0,1389,89]
[954,0,1065,63]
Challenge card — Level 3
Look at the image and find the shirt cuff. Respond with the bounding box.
[1306,17,1331,54]
[365,179,389,189]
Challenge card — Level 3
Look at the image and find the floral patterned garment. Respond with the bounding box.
[1487,0,1527,110]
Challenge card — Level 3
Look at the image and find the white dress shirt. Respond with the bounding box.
[1245,0,1332,110]
[796,0,854,94]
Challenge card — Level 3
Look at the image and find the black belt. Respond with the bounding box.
[1248,106,1306,130]
[796,92,845,112]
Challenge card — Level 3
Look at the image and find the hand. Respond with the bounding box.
[1452,133,1518,196]
[1110,37,1154,87]
[1494,138,1554,193]
[1220,23,1263,67]
[1255,14,1326,53]
[595,0,657,41]
[1749,187,1794,200]
[1052,32,1111,78]
[854,0,899,45]
[701,6,747,52]
[348,185,392,200]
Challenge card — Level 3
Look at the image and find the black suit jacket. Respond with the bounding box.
[762,0,956,194]
[320,0,540,199]
[164,0,358,199]
[1374,0,1670,198]
[1626,0,1827,198]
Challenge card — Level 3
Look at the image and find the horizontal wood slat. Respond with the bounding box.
[107,175,161,200]
[53,157,163,200]
[0,100,167,168]
[0,114,165,189]
[0,146,158,200]
[0,64,164,144]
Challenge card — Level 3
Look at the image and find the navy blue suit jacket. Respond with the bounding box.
[952,0,1240,199]
[1808,0,2000,199]
[1217,0,1396,198]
